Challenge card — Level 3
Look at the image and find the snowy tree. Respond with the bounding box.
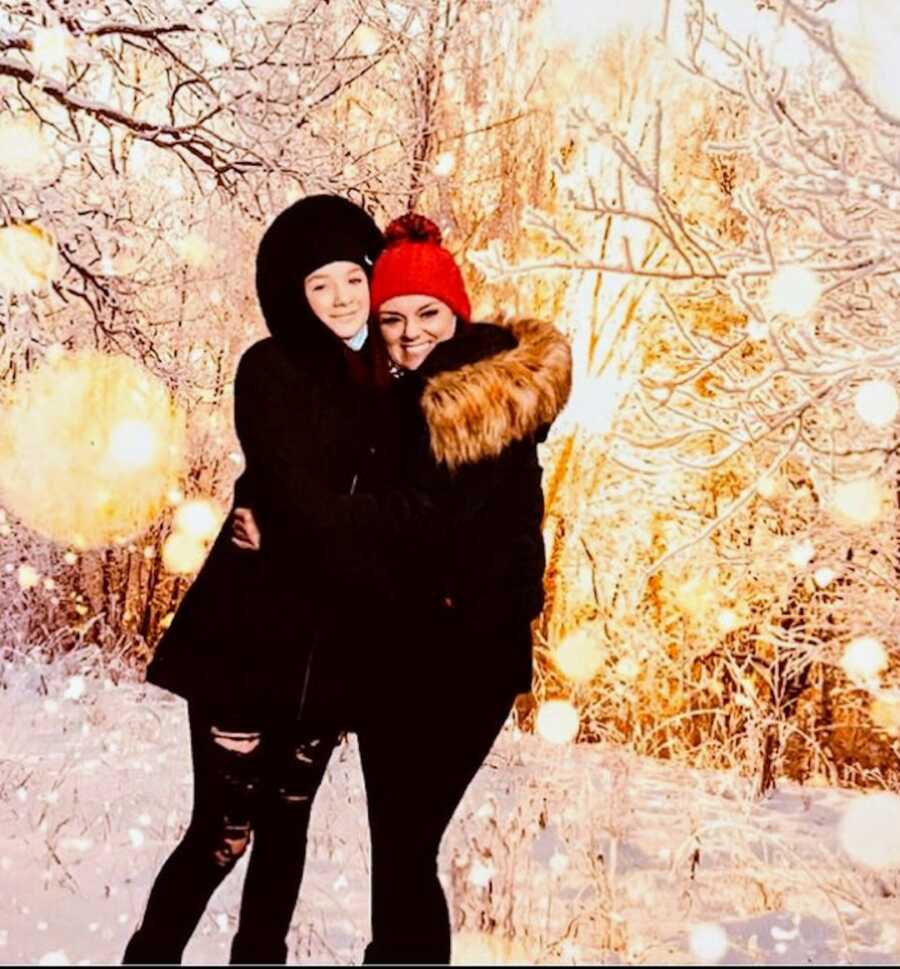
[459,0,900,787]
[0,0,524,665]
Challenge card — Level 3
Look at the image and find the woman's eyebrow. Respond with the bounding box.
[417,302,439,312]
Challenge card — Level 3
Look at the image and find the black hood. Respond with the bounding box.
[255,194,384,355]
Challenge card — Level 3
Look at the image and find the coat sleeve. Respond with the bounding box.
[233,347,443,582]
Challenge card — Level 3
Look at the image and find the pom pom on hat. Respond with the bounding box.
[384,213,443,247]
[371,212,471,322]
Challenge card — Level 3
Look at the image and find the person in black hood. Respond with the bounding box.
[123,195,443,965]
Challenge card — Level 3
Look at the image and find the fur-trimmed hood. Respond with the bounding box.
[419,318,572,470]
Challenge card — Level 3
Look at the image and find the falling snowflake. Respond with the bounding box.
[559,939,581,961]
[839,792,900,868]
[38,950,69,966]
[63,676,85,700]
[18,564,40,589]
[689,922,729,963]
[468,861,496,887]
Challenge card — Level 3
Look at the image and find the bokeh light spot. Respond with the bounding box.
[0,351,185,547]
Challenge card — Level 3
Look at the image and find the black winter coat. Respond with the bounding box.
[144,331,438,725]
[145,193,439,726]
[350,318,572,714]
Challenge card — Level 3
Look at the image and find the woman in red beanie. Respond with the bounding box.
[363,214,571,964]
[233,213,571,964]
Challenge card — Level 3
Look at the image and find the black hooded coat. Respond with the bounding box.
[350,317,572,717]
[145,196,437,725]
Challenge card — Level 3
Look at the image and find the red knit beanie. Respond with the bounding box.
[370,214,471,323]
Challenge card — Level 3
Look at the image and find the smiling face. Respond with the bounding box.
[303,260,370,340]
[377,294,457,370]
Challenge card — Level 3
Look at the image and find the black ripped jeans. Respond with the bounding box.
[122,703,340,965]
[124,689,515,965]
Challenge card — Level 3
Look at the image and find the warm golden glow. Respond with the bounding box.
[716,609,739,633]
[173,498,222,542]
[0,116,51,179]
[451,930,533,965]
[174,232,213,268]
[0,352,185,548]
[553,625,605,682]
[161,532,207,575]
[814,567,836,589]
[614,655,640,681]
[788,539,815,568]
[831,478,888,527]
[0,222,59,294]
[535,0,659,54]
[871,692,900,735]
[854,380,899,428]
[107,420,158,471]
[17,564,40,590]
[767,265,822,318]
[755,476,777,498]
[30,24,71,77]
[674,572,717,620]
[840,636,888,686]
[535,699,580,744]
[354,25,381,56]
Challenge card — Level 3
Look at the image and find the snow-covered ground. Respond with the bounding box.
[2,663,900,966]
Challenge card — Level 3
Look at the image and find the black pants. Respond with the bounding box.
[123,690,514,965]
[123,703,339,965]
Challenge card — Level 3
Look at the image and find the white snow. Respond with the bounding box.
[1,670,900,964]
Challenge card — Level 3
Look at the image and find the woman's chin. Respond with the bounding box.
[327,317,367,340]
[395,345,435,370]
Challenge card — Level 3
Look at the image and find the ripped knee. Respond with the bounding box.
[210,727,262,755]
[212,820,252,867]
